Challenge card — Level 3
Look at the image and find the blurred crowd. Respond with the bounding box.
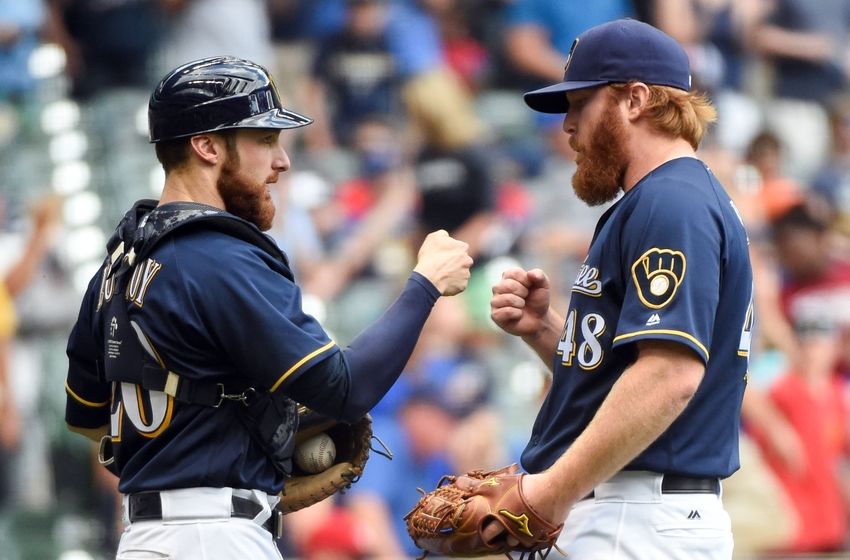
[0,0,849,558]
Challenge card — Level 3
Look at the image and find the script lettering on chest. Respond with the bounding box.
[572,264,602,296]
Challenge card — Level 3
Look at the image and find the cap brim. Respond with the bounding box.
[523,80,609,114]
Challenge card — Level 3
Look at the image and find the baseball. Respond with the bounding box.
[294,433,336,473]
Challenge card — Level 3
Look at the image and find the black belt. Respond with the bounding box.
[127,492,282,538]
[582,475,720,501]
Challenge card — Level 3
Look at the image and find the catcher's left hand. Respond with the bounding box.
[277,410,377,514]
[404,464,563,558]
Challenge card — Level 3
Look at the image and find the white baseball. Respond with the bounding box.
[294,433,336,473]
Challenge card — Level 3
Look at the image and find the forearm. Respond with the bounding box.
[339,272,439,420]
[654,0,700,43]
[543,350,703,508]
[751,25,834,62]
[302,79,335,150]
[4,234,50,297]
[332,176,415,275]
[287,273,439,420]
[521,307,563,369]
[505,27,566,82]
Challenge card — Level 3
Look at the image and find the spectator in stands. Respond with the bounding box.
[652,0,765,153]
[46,0,165,216]
[344,296,503,558]
[304,0,401,151]
[811,95,850,238]
[737,202,850,554]
[0,195,62,503]
[46,0,162,100]
[425,0,491,93]
[501,0,633,170]
[0,0,45,101]
[748,0,850,182]
[158,0,275,76]
[408,91,500,264]
[305,116,417,301]
[745,130,804,222]
[772,203,850,375]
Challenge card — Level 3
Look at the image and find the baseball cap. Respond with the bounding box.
[524,18,692,114]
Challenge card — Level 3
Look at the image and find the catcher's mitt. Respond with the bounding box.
[278,409,384,514]
[404,464,563,559]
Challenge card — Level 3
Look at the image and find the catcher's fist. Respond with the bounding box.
[490,267,551,338]
[413,230,473,296]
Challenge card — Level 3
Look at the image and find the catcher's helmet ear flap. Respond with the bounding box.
[148,56,312,143]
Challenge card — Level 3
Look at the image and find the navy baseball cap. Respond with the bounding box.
[524,18,692,114]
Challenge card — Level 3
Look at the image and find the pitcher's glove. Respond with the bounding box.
[277,410,376,514]
[404,464,563,558]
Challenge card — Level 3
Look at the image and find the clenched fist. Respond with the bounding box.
[413,230,473,296]
[490,267,552,338]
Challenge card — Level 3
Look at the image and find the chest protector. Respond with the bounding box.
[100,199,299,475]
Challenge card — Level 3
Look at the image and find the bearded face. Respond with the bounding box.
[570,92,629,206]
[216,141,276,231]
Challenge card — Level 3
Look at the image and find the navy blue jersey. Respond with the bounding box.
[65,226,338,494]
[522,158,753,478]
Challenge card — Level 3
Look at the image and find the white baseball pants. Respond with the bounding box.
[557,471,733,559]
[116,487,283,560]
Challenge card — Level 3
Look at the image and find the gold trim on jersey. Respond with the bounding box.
[613,329,709,360]
[271,341,337,392]
[65,381,110,408]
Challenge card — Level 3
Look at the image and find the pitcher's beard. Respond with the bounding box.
[571,105,629,206]
[217,160,276,231]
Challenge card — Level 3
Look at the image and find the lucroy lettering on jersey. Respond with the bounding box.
[524,158,752,478]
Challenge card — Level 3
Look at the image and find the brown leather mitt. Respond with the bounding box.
[277,411,376,514]
[404,464,563,558]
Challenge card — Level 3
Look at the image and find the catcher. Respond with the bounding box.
[64,56,472,560]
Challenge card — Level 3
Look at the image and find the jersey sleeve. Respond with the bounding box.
[180,236,338,392]
[65,269,111,429]
[612,180,721,363]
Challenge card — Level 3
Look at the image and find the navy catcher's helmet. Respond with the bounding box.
[148,56,312,143]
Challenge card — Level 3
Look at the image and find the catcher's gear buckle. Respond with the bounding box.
[214,385,258,408]
[273,509,285,539]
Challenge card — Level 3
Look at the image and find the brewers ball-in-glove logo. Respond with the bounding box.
[631,248,686,309]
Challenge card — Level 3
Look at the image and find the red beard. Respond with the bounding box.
[571,98,629,206]
[216,156,275,231]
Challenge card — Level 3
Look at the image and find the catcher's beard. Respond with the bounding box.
[216,149,276,231]
[571,99,629,206]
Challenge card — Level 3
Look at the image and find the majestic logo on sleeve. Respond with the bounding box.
[631,248,686,309]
